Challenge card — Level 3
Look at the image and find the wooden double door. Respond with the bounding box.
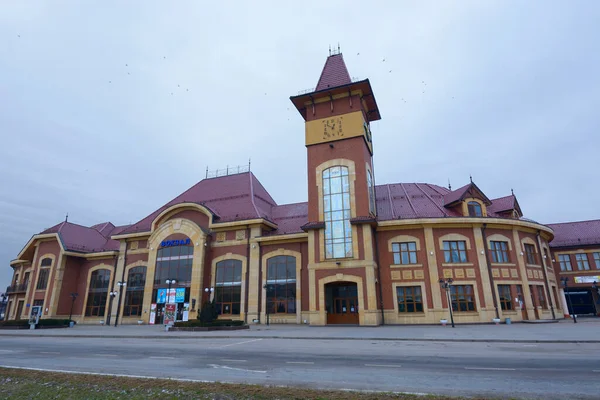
[326,282,359,325]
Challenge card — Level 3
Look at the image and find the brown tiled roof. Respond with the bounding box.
[266,202,308,236]
[488,195,522,216]
[41,221,124,253]
[119,172,277,235]
[547,219,600,248]
[443,182,492,207]
[315,53,352,91]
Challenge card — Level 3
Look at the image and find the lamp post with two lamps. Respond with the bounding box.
[114,281,126,327]
[68,292,78,323]
[439,278,455,328]
[560,277,576,323]
[262,283,272,326]
[107,289,118,325]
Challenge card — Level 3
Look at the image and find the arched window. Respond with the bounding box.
[36,257,53,290]
[153,242,193,285]
[123,266,146,317]
[215,259,242,315]
[266,256,296,314]
[323,166,352,258]
[41,258,52,267]
[467,201,482,217]
[367,169,376,215]
[85,269,111,317]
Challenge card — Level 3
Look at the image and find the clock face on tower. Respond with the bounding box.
[322,116,343,140]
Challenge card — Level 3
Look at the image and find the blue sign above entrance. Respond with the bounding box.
[160,238,191,247]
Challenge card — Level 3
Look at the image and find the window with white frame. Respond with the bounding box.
[323,166,352,259]
[558,254,572,271]
[575,253,590,270]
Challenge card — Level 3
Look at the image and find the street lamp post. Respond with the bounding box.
[561,277,576,323]
[165,279,177,325]
[107,291,118,325]
[439,278,455,328]
[204,287,214,302]
[114,281,126,327]
[263,283,271,326]
[0,292,8,321]
[68,293,78,323]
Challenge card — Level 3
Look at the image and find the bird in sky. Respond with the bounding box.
[357,52,360,56]
[382,58,386,62]
[389,70,392,73]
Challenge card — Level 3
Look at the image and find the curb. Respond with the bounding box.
[0,333,598,343]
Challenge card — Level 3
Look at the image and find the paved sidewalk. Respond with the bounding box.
[1,318,598,343]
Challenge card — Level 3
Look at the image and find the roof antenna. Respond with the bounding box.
[65,213,68,223]
[205,166,208,179]
[329,45,331,56]
[248,158,251,172]
[511,188,514,196]
[338,42,340,53]
[469,175,473,183]
[448,179,452,191]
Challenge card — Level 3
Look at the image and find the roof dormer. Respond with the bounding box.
[443,181,491,217]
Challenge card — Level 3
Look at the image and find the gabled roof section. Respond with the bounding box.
[443,182,492,208]
[41,221,120,253]
[266,202,308,236]
[547,219,600,248]
[315,53,352,91]
[119,172,278,235]
[488,195,522,217]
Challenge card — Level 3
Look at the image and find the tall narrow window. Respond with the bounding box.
[85,269,111,317]
[392,242,417,265]
[536,286,547,309]
[367,169,376,215]
[498,285,512,310]
[123,266,146,317]
[575,253,590,271]
[323,166,352,258]
[467,201,482,217]
[266,256,296,314]
[524,244,537,264]
[215,259,242,315]
[490,241,510,263]
[594,252,600,269]
[36,269,50,290]
[558,254,572,271]
[443,240,467,263]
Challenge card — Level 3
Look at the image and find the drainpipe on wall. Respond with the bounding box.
[244,225,251,324]
[481,224,500,319]
[372,224,385,325]
[114,244,128,327]
[536,231,556,320]
[106,254,119,325]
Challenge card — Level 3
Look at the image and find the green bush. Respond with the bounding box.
[198,300,218,324]
[0,319,28,327]
[0,318,72,328]
[174,319,245,328]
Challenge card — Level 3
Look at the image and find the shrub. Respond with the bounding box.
[198,300,218,324]
[174,319,245,328]
[0,318,72,328]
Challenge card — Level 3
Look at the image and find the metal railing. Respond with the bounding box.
[205,161,251,179]
[6,283,28,294]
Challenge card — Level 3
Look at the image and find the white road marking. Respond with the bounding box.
[465,367,516,371]
[364,364,402,368]
[522,345,538,347]
[208,363,266,373]
[93,354,118,357]
[286,361,314,365]
[221,359,247,362]
[593,370,600,372]
[40,352,60,355]
[149,356,175,360]
[0,350,15,353]
[218,338,263,348]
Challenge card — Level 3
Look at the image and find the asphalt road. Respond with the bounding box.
[0,336,598,399]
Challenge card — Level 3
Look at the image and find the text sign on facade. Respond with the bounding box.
[574,276,600,284]
[160,238,191,247]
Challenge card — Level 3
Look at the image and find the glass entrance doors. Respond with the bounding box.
[325,282,359,325]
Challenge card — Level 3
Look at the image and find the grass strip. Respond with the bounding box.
[0,366,482,400]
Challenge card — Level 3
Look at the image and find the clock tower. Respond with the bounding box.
[290,50,381,263]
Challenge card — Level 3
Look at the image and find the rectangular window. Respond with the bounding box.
[323,166,352,259]
[498,285,512,311]
[443,241,467,263]
[575,253,590,271]
[396,286,423,313]
[524,244,536,265]
[392,242,417,265]
[490,241,510,263]
[450,285,475,312]
[36,269,50,290]
[558,254,572,271]
[536,286,547,309]
[594,252,600,269]
[266,256,297,314]
[33,300,44,308]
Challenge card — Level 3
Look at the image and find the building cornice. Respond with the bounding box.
[254,233,308,243]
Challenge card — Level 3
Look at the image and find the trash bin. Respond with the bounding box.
[69,321,75,328]
[505,318,511,325]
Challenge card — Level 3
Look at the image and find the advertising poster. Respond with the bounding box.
[164,303,176,326]
[175,288,185,303]
[149,303,157,325]
[182,303,190,322]
[156,289,167,304]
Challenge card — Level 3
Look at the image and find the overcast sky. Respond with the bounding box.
[1,1,599,290]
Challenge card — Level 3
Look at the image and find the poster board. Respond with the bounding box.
[182,303,190,322]
[149,303,156,325]
[164,303,176,326]
[29,306,42,325]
